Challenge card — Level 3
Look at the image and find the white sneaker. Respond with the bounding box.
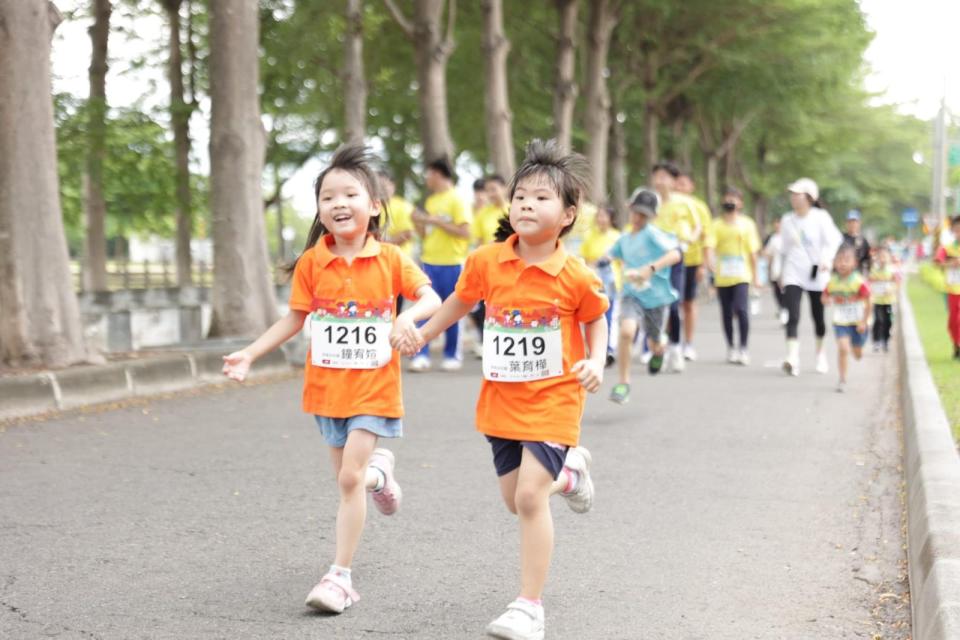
[783,339,800,376]
[486,599,545,640]
[472,342,484,359]
[561,446,594,514]
[441,358,463,371]
[408,355,431,372]
[815,351,829,374]
[738,349,750,366]
[639,351,653,365]
[682,344,697,361]
[670,346,685,373]
[727,347,740,364]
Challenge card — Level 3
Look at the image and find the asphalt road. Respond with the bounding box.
[0,299,910,639]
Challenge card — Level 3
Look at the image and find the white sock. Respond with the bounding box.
[366,466,385,492]
[562,468,580,494]
[329,564,352,585]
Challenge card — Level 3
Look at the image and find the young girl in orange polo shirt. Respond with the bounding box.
[221,144,441,614]
[400,140,608,640]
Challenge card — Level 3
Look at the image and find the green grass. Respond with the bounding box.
[907,275,960,440]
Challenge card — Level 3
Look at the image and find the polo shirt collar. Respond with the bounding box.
[313,233,381,267]
[498,234,568,277]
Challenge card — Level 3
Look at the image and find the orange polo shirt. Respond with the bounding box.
[288,234,430,418]
[454,234,609,446]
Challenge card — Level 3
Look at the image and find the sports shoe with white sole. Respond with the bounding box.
[368,448,402,515]
[737,349,750,366]
[815,351,829,374]
[639,351,653,365]
[305,572,360,613]
[727,347,740,364]
[682,344,697,361]
[486,599,545,640]
[561,446,594,514]
[669,346,685,373]
[441,358,463,371]
[408,355,431,372]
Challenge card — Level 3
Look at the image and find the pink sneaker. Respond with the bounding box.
[305,572,360,613]
[368,448,402,515]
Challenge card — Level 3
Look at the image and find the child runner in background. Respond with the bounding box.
[823,244,872,392]
[410,158,472,371]
[222,145,441,614]
[580,205,622,366]
[608,189,682,404]
[869,245,899,353]
[935,215,960,360]
[469,175,512,355]
[397,140,607,640]
[710,187,761,365]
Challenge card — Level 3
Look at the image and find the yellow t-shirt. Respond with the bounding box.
[384,195,416,257]
[421,188,471,265]
[472,202,509,245]
[712,215,760,287]
[683,196,713,266]
[569,202,599,244]
[653,193,698,249]
[868,266,898,305]
[580,225,622,289]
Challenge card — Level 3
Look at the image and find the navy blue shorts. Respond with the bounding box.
[683,265,700,301]
[487,437,568,480]
[834,324,868,348]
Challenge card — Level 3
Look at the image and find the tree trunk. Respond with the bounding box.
[83,0,111,292]
[0,0,87,367]
[481,0,514,176]
[608,104,627,226]
[552,0,577,154]
[643,102,659,171]
[704,153,719,212]
[343,0,366,144]
[208,0,278,337]
[162,0,193,287]
[583,0,616,204]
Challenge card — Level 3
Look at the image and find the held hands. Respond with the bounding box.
[222,350,253,382]
[571,359,603,393]
[390,311,425,356]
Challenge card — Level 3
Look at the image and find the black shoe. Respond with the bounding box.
[605,353,616,368]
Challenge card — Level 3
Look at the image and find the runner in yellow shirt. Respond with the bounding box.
[675,171,713,361]
[472,175,509,246]
[709,188,760,364]
[410,158,472,372]
[651,162,701,372]
[378,170,416,258]
[581,206,622,365]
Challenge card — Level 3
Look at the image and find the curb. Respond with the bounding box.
[899,285,960,640]
[0,346,294,422]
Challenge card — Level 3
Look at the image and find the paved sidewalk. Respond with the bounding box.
[0,300,909,639]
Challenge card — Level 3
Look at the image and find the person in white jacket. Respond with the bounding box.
[778,178,843,375]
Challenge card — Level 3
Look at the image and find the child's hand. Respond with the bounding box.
[857,320,867,334]
[624,266,651,286]
[390,312,422,354]
[571,359,603,393]
[222,350,253,382]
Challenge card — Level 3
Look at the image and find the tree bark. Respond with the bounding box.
[608,104,627,226]
[481,0,514,175]
[552,0,577,154]
[704,153,719,212]
[0,0,87,367]
[583,0,616,204]
[208,0,278,337]
[343,0,366,144]
[83,0,111,292]
[641,54,659,170]
[384,0,457,162]
[162,0,193,287]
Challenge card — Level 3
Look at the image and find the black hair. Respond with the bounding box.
[678,168,694,180]
[651,161,680,179]
[600,205,620,230]
[724,186,743,199]
[486,174,506,186]
[286,143,386,275]
[376,168,394,184]
[473,178,487,191]
[508,138,592,237]
[493,214,514,242]
[426,157,455,181]
[952,215,960,226]
[835,243,857,260]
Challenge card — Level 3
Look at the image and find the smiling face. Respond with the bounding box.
[317,168,380,241]
[508,174,576,244]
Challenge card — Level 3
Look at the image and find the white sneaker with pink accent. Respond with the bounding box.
[486,599,545,640]
[560,446,594,514]
[305,571,360,613]
[368,448,402,515]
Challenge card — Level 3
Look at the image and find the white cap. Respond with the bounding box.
[787,177,819,201]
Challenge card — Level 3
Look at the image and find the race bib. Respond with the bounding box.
[832,300,865,325]
[870,281,892,297]
[482,306,564,382]
[718,255,747,279]
[947,268,960,286]
[310,304,393,369]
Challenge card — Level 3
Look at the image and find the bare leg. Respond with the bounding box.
[331,429,378,568]
[617,318,638,385]
[514,449,559,601]
[837,336,850,383]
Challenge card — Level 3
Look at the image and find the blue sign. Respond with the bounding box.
[902,208,919,228]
